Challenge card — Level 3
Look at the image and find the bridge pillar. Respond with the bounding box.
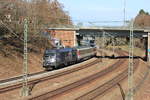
[148,32,150,61]
[144,37,148,61]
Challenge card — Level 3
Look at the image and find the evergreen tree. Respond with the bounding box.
[139,9,149,15]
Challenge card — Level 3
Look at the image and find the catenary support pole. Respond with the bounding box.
[22,18,29,96]
[123,0,126,26]
[126,19,134,100]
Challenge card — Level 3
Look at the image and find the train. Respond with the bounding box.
[43,46,97,70]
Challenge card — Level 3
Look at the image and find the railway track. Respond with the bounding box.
[24,50,131,100]
[0,71,46,85]
[0,50,109,94]
[0,58,101,94]
[76,59,139,100]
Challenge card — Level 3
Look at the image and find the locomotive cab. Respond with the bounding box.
[43,49,58,70]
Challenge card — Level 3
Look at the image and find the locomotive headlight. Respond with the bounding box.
[49,55,56,62]
[50,57,56,62]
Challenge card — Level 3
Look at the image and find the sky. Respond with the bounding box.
[58,0,150,26]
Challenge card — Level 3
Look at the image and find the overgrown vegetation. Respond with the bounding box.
[0,0,72,56]
[95,36,146,51]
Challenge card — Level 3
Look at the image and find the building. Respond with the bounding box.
[47,28,77,47]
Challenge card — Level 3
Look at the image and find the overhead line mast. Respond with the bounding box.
[22,18,29,96]
[127,19,134,100]
[123,0,126,26]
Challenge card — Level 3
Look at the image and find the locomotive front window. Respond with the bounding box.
[44,53,56,59]
[44,53,56,62]
[45,53,55,57]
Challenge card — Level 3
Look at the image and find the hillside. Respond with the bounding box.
[0,0,72,80]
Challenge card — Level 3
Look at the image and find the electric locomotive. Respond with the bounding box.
[43,48,77,70]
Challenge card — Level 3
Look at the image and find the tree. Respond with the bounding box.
[134,9,150,28]
[139,9,145,15]
[139,9,149,15]
[0,0,73,50]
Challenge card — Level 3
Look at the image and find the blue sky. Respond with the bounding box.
[58,0,150,25]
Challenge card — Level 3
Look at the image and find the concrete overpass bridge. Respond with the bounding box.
[76,27,148,37]
[47,27,150,61]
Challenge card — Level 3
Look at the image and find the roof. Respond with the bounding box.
[45,49,58,54]
[48,28,78,31]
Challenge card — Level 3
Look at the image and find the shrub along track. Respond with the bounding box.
[23,50,136,100]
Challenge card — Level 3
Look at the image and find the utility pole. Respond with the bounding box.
[123,0,126,26]
[22,18,29,96]
[126,19,134,100]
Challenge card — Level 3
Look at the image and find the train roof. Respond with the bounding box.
[44,47,76,54]
[44,49,58,54]
[59,47,75,52]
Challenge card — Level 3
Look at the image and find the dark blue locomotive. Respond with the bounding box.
[43,46,96,70]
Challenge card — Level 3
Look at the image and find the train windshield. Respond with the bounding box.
[44,53,56,62]
[45,53,56,57]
